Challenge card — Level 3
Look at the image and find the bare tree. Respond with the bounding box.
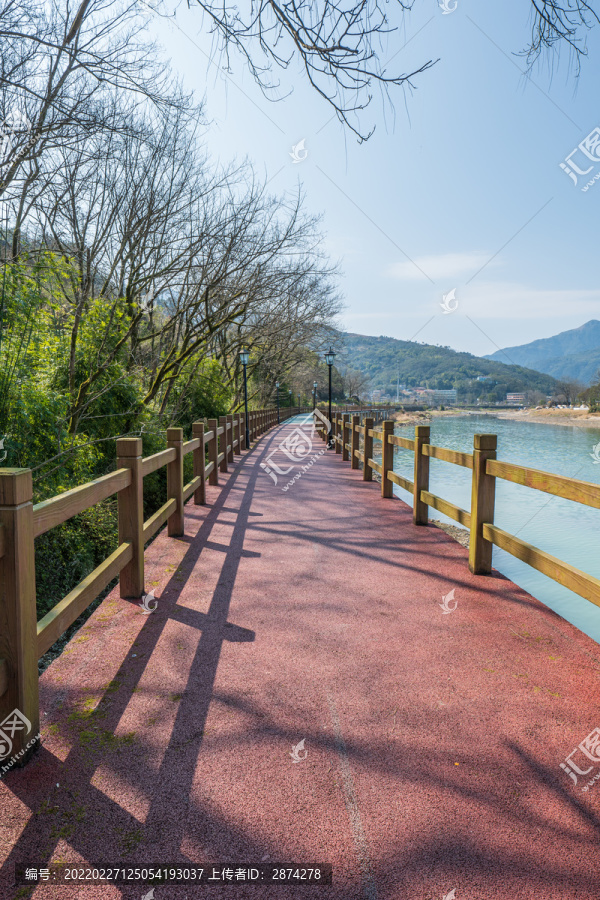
[189,0,436,140]
[31,89,205,432]
[0,0,191,235]
[343,367,370,401]
[553,379,585,405]
[183,1,600,140]
[525,1,600,69]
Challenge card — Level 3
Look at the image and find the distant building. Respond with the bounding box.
[430,389,457,402]
[415,388,457,404]
[476,375,494,382]
[506,393,525,404]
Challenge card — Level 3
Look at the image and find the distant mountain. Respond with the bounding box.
[484,320,600,385]
[339,332,560,403]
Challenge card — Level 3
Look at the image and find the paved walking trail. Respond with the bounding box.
[1,418,600,900]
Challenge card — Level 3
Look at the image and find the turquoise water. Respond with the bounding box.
[385,414,600,645]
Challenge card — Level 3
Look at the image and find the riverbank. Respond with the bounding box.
[493,407,600,429]
[392,407,600,429]
[392,409,460,426]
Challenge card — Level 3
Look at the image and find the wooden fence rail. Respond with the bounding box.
[0,404,309,761]
[319,409,600,618]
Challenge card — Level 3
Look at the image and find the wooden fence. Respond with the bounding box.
[321,410,600,609]
[0,405,309,760]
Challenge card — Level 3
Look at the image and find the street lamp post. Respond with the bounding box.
[239,348,250,449]
[313,380,318,411]
[276,381,280,424]
[289,389,292,411]
[324,347,335,448]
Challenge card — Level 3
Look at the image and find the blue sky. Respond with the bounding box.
[142,0,600,357]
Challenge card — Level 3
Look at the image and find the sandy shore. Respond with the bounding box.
[491,407,600,429]
[393,407,600,429]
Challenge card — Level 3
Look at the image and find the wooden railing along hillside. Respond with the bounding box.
[0,405,309,760]
[320,410,600,609]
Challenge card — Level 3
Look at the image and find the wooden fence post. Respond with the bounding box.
[116,437,144,598]
[342,414,350,462]
[413,425,430,525]
[335,415,342,454]
[207,419,218,485]
[192,421,206,504]
[382,420,394,498]
[233,415,240,454]
[227,415,234,463]
[218,417,228,473]
[469,434,497,575]
[363,417,373,481]
[231,415,237,455]
[0,469,39,762]
[351,415,359,469]
[167,427,184,536]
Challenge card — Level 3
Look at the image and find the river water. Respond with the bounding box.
[385,414,600,645]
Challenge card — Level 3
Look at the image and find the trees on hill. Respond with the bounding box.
[0,0,343,618]
[0,2,342,492]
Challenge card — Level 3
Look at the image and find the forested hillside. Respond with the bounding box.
[484,320,600,384]
[339,333,560,403]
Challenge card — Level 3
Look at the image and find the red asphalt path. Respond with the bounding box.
[1,418,600,900]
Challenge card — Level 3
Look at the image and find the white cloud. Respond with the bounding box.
[386,252,496,282]
[458,282,600,319]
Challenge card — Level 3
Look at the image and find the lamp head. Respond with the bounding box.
[239,348,250,366]
[324,347,335,366]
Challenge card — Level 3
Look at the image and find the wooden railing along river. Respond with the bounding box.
[0,406,314,760]
[321,410,600,609]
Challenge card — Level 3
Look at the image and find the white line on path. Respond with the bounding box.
[326,693,378,900]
